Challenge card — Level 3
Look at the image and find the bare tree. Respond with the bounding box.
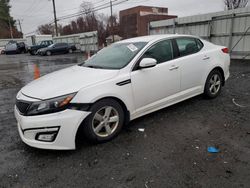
[80,1,94,15]
[37,1,121,45]
[224,0,248,10]
[70,20,78,32]
[80,1,98,31]
[38,24,54,35]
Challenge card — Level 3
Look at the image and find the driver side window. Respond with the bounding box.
[143,40,173,64]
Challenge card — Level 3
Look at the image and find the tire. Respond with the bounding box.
[204,69,223,99]
[82,99,124,143]
[68,49,73,54]
[46,51,51,56]
[30,50,36,55]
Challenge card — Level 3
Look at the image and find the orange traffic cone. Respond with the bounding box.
[34,64,40,80]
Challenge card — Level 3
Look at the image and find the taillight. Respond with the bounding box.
[221,48,229,54]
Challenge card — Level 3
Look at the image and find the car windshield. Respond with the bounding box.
[39,41,45,45]
[81,42,147,69]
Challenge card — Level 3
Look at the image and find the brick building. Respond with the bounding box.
[120,6,177,39]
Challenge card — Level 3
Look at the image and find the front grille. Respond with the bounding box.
[16,100,31,115]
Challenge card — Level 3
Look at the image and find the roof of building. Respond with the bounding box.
[120,5,168,12]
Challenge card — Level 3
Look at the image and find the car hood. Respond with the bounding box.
[21,65,119,100]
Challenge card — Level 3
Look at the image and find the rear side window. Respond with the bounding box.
[176,38,203,57]
[143,40,173,64]
[196,39,204,50]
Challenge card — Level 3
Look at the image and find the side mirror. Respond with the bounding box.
[139,58,157,69]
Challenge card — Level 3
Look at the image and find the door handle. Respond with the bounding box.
[169,65,179,71]
[203,56,210,60]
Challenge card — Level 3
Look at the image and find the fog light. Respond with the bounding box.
[36,132,58,142]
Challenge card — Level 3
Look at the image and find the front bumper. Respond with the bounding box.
[14,106,90,150]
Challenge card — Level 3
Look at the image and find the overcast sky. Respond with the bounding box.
[10,0,226,35]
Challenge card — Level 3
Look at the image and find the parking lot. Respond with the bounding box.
[0,53,249,188]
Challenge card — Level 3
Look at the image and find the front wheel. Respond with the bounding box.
[46,51,51,56]
[82,99,124,143]
[204,70,223,99]
[68,49,73,54]
[30,50,36,55]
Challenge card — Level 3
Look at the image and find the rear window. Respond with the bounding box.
[176,37,203,57]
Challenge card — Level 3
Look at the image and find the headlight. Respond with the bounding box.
[27,93,76,116]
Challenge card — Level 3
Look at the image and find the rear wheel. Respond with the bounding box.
[204,69,223,99]
[68,49,73,54]
[82,99,124,143]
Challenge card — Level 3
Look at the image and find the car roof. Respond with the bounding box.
[55,42,67,45]
[118,34,199,43]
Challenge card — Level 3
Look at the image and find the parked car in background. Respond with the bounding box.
[0,46,5,54]
[28,40,53,55]
[69,43,77,51]
[37,43,76,56]
[14,34,230,150]
[5,41,27,54]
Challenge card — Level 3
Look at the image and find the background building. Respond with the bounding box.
[120,6,177,39]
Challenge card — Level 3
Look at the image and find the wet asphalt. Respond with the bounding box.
[0,53,249,188]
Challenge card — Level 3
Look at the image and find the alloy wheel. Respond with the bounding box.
[92,106,119,137]
[209,74,221,95]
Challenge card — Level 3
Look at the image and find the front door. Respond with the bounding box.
[131,39,181,113]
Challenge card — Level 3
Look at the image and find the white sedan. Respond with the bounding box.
[14,34,230,150]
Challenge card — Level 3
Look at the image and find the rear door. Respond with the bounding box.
[63,43,69,52]
[54,43,65,53]
[59,43,68,53]
[174,37,208,91]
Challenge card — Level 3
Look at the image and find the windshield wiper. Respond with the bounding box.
[77,61,85,66]
[84,65,104,69]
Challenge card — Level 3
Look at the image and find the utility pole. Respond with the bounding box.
[110,0,114,43]
[52,0,58,36]
[8,17,13,39]
[17,19,23,37]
